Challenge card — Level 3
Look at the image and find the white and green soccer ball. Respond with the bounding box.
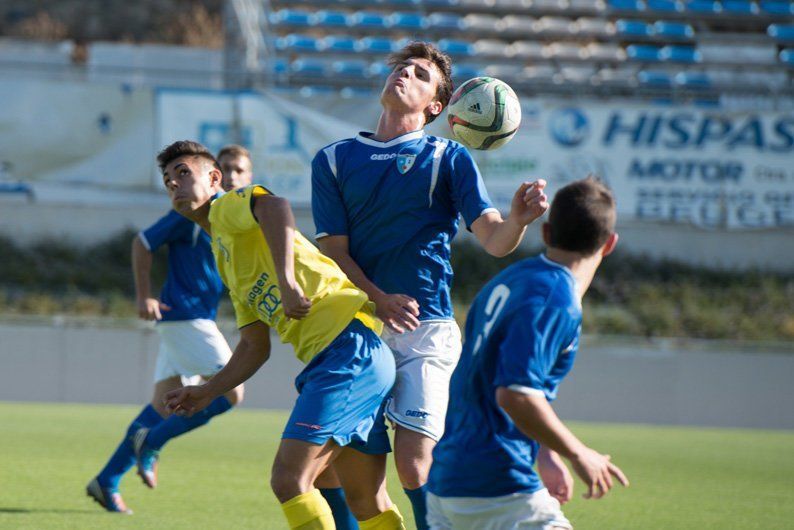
[446,77,522,151]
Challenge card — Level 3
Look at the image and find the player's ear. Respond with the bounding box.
[541,222,552,247]
[601,232,619,257]
[209,167,222,188]
[427,100,443,119]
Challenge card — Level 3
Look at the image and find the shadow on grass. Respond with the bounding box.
[0,507,102,514]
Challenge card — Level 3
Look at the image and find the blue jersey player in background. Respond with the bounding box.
[427,177,629,530]
[312,41,548,529]
[87,172,244,514]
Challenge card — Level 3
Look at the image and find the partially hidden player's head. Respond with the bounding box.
[157,140,222,218]
[382,41,453,126]
[217,144,253,191]
[543,177,619,259]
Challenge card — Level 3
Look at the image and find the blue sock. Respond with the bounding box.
[145,396,232,450]
[319,488,359,529]
[96,404,164,489]
[404,485,429,530]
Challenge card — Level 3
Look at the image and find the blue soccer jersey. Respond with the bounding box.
[428,254,582,498]
[139,209,224,322]
[311,130,496,321]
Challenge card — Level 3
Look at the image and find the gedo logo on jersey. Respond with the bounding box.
[370,153,398,160]
[548,108,590,147]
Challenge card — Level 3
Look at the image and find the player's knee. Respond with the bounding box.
[395,453,431,489]
[270,461,310,502]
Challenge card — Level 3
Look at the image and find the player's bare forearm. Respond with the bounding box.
[495,387,586,460]
[253,195,298,288]
[131,235,154,301]
[471,213,527,257]
[318,237,385,301]
[203,322,271,398]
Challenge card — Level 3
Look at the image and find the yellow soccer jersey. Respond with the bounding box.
[208,185,380,363]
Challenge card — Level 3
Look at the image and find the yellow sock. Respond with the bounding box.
[359,505,405,530]
[281,489,335,530]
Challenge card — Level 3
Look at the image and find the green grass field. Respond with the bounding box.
[2,402,793,530]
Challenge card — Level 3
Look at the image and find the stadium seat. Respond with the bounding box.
[423,0,459,7]
[462,14,502,33]
[543,42,584,60]
[780,48,794,65]
[559,65,597,83]
[350,12,390,29]
[438,39,475,56]
[268,58,290,76]
[637,70,673,86]
[269,9,314,27]
[533,16,574,35]
[509,41,545,59]
[274,34,321,53]
[699,42,777,64]
[520,65,557,83]
[626,44,662,61]
[616,19,653,37]
[660,45,701,62]
[653,21,695,39]
[377,0,421,7]
[594,66,639,85]
[768,24,794,42]
[458,0,497,9]
[474,39,512,58]
[483,63,524,79]
[427,13,464,31]
[501,15,536,34]
[760,1,794,15]
[314,10,351,28]
[646,0,683,12]
[532,0,569,9]
[322,35,357,54]
[291,59,328,77]
[722,1,760,14]
[686,0,722,13]
[584,42,627,61]
[332,59,370,78]
[451,63,484,80]
[389,12,428,30]
[674,71,711,87]
[574,17,616,37]
[568,0,607,12]
[356,37,397,54]
[608,0,647,12]
[368,62,393,78]
[494,0,532,8]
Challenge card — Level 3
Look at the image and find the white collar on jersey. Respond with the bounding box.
[355,129,425,148]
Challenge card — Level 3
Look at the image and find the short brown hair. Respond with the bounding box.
[217,144,251,161]
[548,177,616,256]
[387,41,453,124]
[156,140,220,174]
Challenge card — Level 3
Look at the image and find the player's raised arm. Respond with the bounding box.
[318,235,420,333]
[131,234,171,320]
[496,387,629,499]
[165,321,270,416]
[252,194,312,319]
[471,180,549,257]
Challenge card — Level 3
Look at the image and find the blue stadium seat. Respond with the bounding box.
[332,60,370,78]
[423,0,459,7]
[269,9,314,27]
[638,70,673,86]
[722,1,760,14]
[674,71,711,87]
[627,44,662,61]
[351,11,390,29]
[378,0,421,6]
[438,39,475,57]
[369,62,393,78]
[686,0,723,13]
[660,45,701,62]
[314,11,351,28]
[389,12,428,30]
[291,59,328,77]
[616,19,653,37]
[760,1,794,15]
[768,24,794,42]
[322,35,357,54]
[357,37,398,54]
[654,21,695,38]
[646,0,683,12]
[269,58,290,75]
[609,0,646,11]
[451,63,483,80]
[780,48,794,65]
[275,34,321,53]
[427,13,464,31]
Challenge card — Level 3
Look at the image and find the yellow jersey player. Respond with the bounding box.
[160,140,404,530]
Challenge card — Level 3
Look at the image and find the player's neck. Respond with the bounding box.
[184,202,213,235]
[372,109,425,142]
[544,249,602,300]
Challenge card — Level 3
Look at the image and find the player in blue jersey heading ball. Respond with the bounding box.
[311,41,548,529]
[427,177,629,529]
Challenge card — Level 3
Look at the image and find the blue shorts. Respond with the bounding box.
[282,318,395,454]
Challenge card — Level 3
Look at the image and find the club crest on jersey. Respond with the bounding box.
[396,154,416,174]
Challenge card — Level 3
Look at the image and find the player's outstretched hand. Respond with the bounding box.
[538,448,574,504]
[374,293,420,334]
[164,385,214,417]
[570,447,629,500]
[509,180,549,227]
[281,282,312,320]
[137,297,171,321]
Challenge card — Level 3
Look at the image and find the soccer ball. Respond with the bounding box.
[446,77,521,151]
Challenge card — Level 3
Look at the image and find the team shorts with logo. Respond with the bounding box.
[153,318,232,383]
[383,320,462,442]
[282,318,396,454]
[426,489,573,530]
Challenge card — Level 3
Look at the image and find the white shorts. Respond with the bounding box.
[153,319,233,384]
[382,320,462,442]
[426,489,573,530]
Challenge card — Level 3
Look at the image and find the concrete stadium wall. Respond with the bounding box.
[1,317,792,430]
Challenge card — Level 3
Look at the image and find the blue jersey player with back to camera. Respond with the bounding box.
[427,177,630,529]
[312,41,549,530]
